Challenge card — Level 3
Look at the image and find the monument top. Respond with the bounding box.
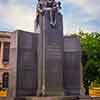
[35,0,62,28]
[37,0,61,12]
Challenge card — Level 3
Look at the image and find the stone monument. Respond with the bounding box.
[36,0,64,96]
[8,0,82,99]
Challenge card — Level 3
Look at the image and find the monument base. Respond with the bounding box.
[0,96,95,100]
[14,96,93,100]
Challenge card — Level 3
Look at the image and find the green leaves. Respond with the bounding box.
[82,32,100,82]
[74,32,100,95]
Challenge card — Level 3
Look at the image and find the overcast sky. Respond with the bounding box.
[0,0,100,35]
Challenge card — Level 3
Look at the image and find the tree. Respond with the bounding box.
[75,31,100,95]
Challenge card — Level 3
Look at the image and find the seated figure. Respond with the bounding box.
[36,0,61,28]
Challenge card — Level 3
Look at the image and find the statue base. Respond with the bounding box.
[13,96,92,100]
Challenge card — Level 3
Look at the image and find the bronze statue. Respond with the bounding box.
[35,0,61,30]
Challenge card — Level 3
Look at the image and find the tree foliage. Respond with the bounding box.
[75,31,100,95]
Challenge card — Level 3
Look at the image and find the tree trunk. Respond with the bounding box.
[84,81,91,96]
[85,86,89,95]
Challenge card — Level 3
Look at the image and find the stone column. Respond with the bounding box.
[0,42,4,68]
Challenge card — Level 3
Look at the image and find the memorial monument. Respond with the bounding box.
[8,0,81,99]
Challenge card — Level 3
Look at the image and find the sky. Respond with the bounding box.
[0,0,100,35]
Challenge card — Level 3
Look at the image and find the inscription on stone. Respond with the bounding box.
[64,36,81,96]
[47,44,62,59]
[10,30,38,97]
[44,12,64,95]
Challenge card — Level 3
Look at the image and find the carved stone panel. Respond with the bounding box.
[64,36,81,96]
[16,31,38,97]
[10,30,38,97]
